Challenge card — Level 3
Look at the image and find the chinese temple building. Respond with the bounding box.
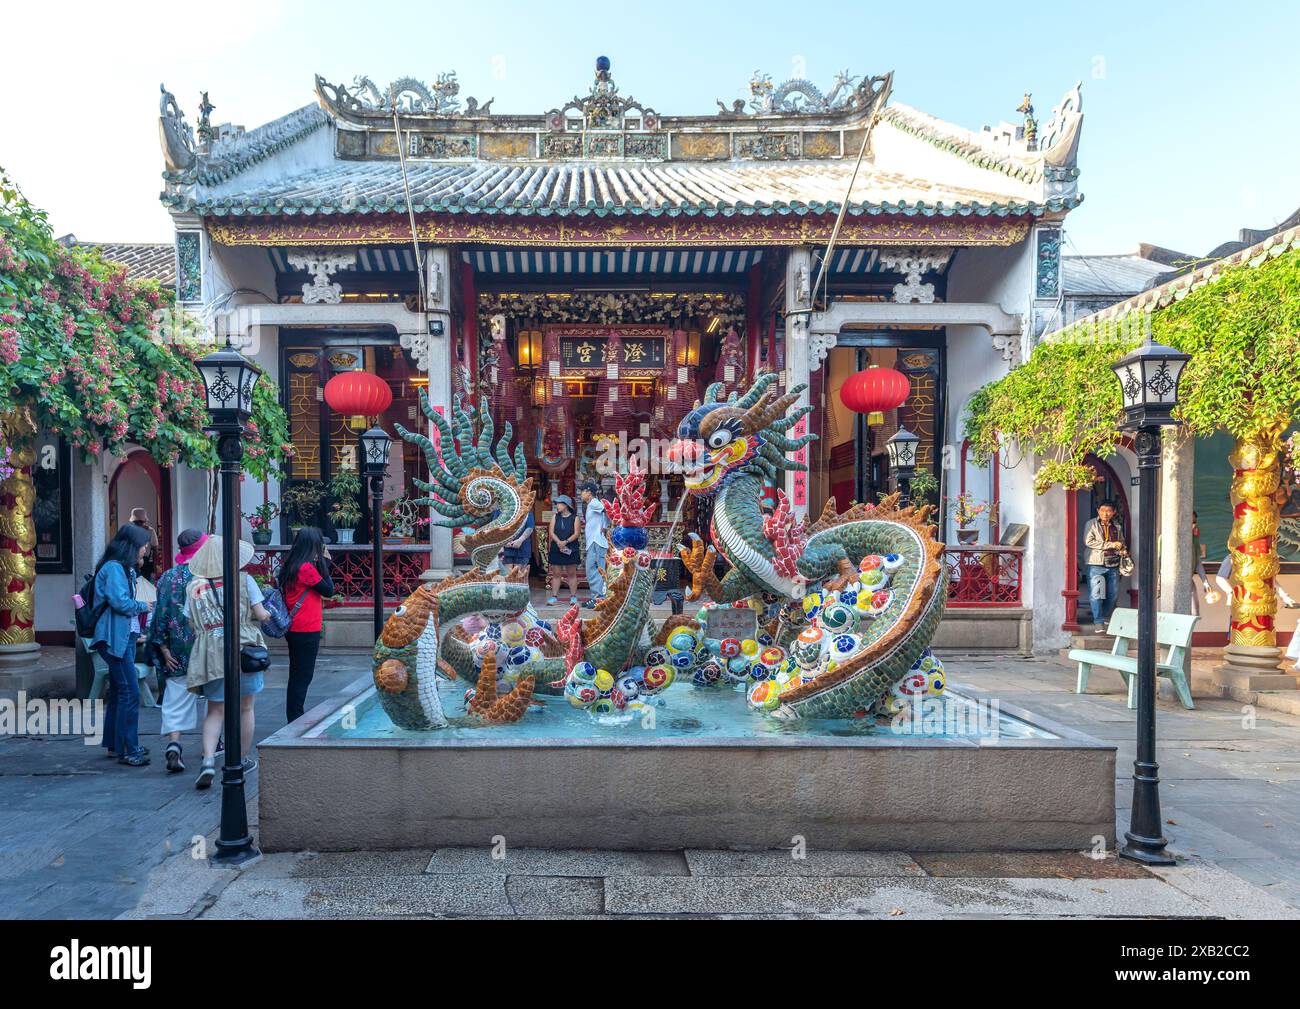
[141,57,1086,651]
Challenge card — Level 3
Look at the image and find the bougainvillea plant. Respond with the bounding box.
[0,167,290,478]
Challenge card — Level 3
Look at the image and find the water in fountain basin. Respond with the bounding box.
[320,678,1053,742]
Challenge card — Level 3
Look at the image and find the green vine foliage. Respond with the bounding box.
[0,167,290,479]
[965,247,1300,493]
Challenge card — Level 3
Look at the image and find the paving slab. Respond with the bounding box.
[603,874,1218,918]
[425,847,690,877]
[912,851,1154,880]
[684,849,924,877]
[505,875,604,915]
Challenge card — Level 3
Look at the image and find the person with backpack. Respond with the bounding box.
[184,535,271,790]
[278,527,335,723]
[148,528,206,773]
[87,524,155,766]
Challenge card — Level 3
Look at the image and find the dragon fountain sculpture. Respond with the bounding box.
[371,394,659,729]
[371,373,947,730]
[671,373,948,719]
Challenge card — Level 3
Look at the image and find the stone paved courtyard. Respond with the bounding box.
[2,649,1299,919]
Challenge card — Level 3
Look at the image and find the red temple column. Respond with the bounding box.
[1061,492,1081,632]
[745,264,762,379]
[459,260,478,407]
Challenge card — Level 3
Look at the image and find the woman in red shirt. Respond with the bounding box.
[278,527,335,722]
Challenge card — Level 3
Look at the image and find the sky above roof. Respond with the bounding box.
[3,0,1295,255]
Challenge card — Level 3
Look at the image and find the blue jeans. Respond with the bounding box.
[1087,564,1119,626]
[585,543,607,598]
[99,639,144,757]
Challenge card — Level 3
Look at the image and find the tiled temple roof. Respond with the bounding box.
[164,159,1077,219]
[159,63,1084,224]
[1051,224,1300,332]
[75,241,176,284]
[1061,253,1174,296]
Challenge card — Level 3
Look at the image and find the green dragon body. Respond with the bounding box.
[672,373,948,719]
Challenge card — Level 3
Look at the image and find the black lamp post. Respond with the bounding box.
[195,338,261,867]
[1112,336,1190,866]
[884,426,920,505]
[360,426,393,639]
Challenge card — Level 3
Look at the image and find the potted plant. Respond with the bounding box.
[281,480,328,536]
[381,496,420,544]
[244,502,279,546]
[328,465,363,544]
[945,491,991,544]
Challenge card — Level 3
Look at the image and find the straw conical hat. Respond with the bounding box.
[187,535,256,580]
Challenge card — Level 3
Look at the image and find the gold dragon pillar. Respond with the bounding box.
[1214,422,1299,690]
[0,411,38,666]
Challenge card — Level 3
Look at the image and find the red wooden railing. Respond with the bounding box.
[943,545,1024,608]
[249,545,431,606]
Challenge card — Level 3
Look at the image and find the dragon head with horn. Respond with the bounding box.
[667,372,815,496]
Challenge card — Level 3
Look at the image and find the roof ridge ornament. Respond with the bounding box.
[315,73,494,117]
[545,56,660,132]
[158,84,196,173]
[717,68,887,117]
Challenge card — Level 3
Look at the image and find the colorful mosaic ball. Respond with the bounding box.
[594,669,615,693]
[667,628,700,653]
[869,589,894,613]
[716,638,740,658]
[616,675,641,701]
[881,553,904,571]
[748,679,783,710]
[819,601,858,633]
[759,645,786,667]
[740,639,760,657]
[859,567,887,590]
[641,664,675,694]
[746,661,774,683]
[791,636,824,670]
[670,649,696,670]
[611,525,648,550]
[591,697,617,716]
[485,623,503,641]
[693,661,724,687]
[507,645,533,667]
[564,678,598,708]
[571,661,598,683]
[524,627,545,648]
[802,592,823,614]
[644,646,670,668]
[830,633,860,660]
[858,554,883,573]
[500,620,526,645]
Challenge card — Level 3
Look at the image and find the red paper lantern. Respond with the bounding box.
[324,371,393,418]
[839,366,910,425]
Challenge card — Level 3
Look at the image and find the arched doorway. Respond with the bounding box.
[1062,448,1135,632]
[108,451,172,573]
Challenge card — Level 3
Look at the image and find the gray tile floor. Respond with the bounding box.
[3,651,1300,919]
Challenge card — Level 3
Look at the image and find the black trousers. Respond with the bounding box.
[284,630,321,723]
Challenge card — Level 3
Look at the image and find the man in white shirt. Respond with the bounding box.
[580,481,609,605]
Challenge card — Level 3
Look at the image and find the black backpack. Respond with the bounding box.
[74,571,108,639]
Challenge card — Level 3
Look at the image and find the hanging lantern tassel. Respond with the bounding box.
[840,366,910,427]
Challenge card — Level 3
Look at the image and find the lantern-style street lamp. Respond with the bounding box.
[360,426,393,639]
[884,426,920,504]
[195,338,260,867]
[1111,336,1190,867]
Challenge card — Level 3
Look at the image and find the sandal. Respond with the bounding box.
[546,596,558,605]
[118,752,151,767]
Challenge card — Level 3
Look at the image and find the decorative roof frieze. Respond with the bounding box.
[715,69,891,118]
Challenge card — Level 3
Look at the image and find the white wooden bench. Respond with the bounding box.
[1069,607,1198,709]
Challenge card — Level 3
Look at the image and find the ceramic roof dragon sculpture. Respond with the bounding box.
[669,372,948,719]
[371,393,659,729]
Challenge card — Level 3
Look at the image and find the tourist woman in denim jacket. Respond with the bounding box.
[89,524,155,766]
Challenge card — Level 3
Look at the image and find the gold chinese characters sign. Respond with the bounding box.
[207,213,1030,249]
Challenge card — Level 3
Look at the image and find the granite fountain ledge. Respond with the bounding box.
[257,674,1116,853]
